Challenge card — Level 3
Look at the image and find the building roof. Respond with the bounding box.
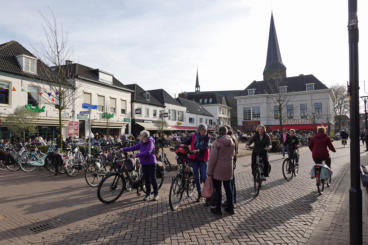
[183,91,236,107]
[126,84,164,107]
[0,40,55,82]
[242,74,329,96]
[148,89,182,106]
[60,63,131,92]
[264,14,286,73]
[176,97,213,117]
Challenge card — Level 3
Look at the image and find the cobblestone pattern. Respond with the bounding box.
[0,144,357,245]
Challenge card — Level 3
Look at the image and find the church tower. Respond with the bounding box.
[263,13,287,81]
[195,69,200,93]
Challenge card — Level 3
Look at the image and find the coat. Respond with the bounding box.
[309,132,336,159]
[207,135,235,181]
[248,133,271,154]
[122,137,157,165]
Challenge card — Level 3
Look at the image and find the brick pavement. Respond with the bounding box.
[0,143,362,245]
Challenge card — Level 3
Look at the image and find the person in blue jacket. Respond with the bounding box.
[123,130,159,201]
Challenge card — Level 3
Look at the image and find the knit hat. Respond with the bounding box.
[197,123,207,132]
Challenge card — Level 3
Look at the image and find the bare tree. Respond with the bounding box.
[4,107,38,142]
[267,79,289,132]
[331,84,349,131]
[35,9,77,151]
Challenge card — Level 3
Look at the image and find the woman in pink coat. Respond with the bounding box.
[208,126,236,215]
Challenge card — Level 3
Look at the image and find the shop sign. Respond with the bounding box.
[123,118,131,122]
[282,119,312,124]
[25,104,45,113]
[82,104,98,110]
[77,114,88,120]
[68,121,79,138]
[177,121,182,126]
[103,112,114,119]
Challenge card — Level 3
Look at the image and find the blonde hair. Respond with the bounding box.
[317,126,326,134]
[289,129,295,134]
[256,124,266,133]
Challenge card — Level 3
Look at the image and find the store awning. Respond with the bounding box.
[170,125,198,131]
[136,122,162,131]
[268,124,329,131]
[91,120,127,128]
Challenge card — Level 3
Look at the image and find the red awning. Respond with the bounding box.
[170,125,198,131]
[268,124,328,131]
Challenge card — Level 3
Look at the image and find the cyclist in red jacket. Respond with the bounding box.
[309,127,336,168]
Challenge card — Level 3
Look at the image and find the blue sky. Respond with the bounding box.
[1,0,367,97]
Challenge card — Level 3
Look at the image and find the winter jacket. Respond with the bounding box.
[122,137,157,165]
[184,133,210,162]
[309,132,336,159]
[285,135,299,151]
[247,133,271,154]
[208,135,235,181]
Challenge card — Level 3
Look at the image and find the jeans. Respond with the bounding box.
[213,178,233,210]
[142,164,158,196]
[281,145,286,157]
[190,160,208,194]
[230,175,236,203]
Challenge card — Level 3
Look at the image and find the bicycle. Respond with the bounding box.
[282,149,299,181]
[97,151,164,204]
[157,146,173,171]
[313,161,332,195]
[169,145,196,211]
[247,146,269,197]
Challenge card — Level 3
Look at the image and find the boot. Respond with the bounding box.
[196,193,201,202]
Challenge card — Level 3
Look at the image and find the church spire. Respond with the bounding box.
[263,13,286,81]
[195,69,200,92]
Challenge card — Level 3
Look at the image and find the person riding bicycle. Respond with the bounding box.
[247,124,271,181]
[309,127,336,168]
[285,129,299,164]
[340,130,349,140]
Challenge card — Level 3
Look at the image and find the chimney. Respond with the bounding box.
[65,60,72,65]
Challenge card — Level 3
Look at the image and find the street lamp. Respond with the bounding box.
[348,0,362,244]
[360,96,368,130]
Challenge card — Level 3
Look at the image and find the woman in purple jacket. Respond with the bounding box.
[122,130,159,201]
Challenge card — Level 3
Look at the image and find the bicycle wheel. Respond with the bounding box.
[6,160,20,171]
[169,175,184,211]
[0,160,6,171]
[97,173,125,204]
[85,163,105,187]
[163,154,172,171]
[64,160,77,177]
[282,158,293,181]
[186,174,196,198]
[253,170,261,197]
[19,152,36,172]
[317,178,325,195]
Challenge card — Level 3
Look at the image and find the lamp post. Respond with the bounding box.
[348,0,362,244]
[360,96,368,130]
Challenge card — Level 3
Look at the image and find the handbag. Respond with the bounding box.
[202,176,214,198]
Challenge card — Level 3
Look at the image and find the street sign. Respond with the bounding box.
[77,114,88,120]
[82,104,98,110]
[123,118,131,122]
[80,111,90,115]
[160,112,168,118]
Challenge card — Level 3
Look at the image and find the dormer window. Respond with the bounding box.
[16,54,37,74]
[247,89,255,96]
[98,70,113,84]
[279,86,287,94]
[306,83,315,91]
[145,92,150,101]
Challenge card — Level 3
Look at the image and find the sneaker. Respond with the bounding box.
[153,195,159,201]
[225,207,235,215]
[210,208,222,216]
[143,195,151,201]
[204,198,211,207]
